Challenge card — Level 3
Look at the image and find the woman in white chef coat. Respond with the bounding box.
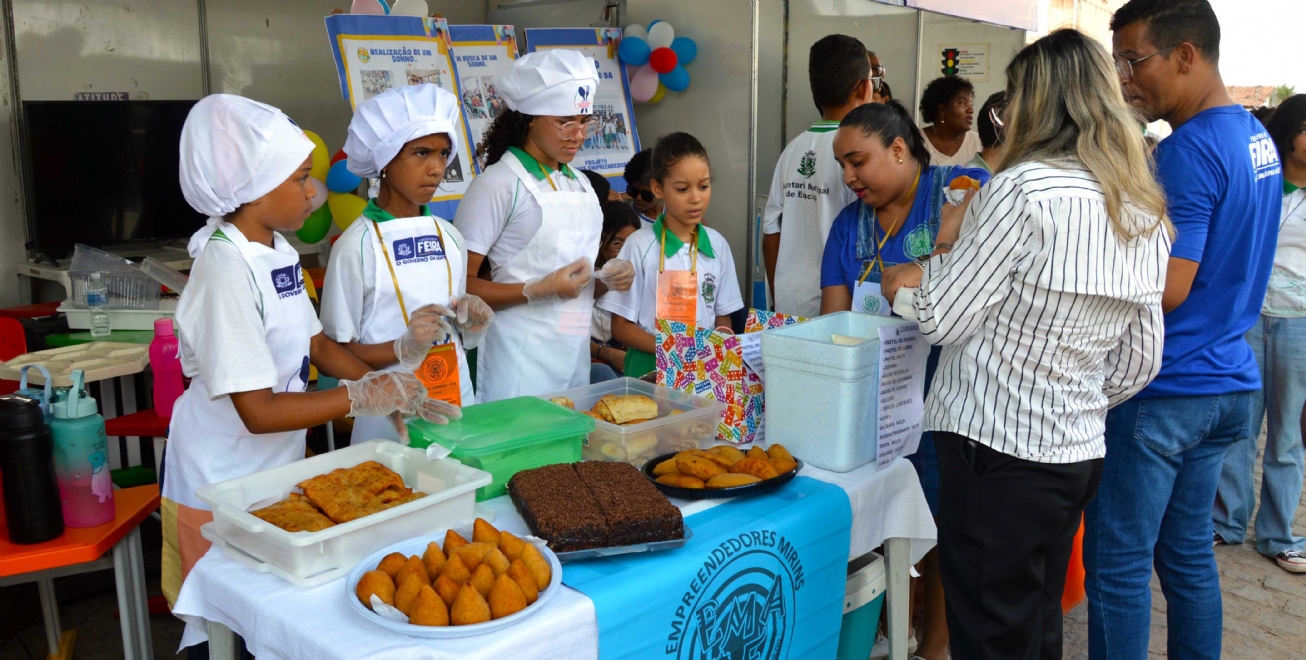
[162,95,456,609]
[454,49,634,402]
[321,84,494,442]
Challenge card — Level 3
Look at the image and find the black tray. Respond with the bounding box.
[641,451,803,500]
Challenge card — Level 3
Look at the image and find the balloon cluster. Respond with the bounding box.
[617,21,697,103]
[348,0,429,16]
[296,131,368,244]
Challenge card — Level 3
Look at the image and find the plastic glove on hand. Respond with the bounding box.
[343,371,462,425]
[522,258,593,303]
[393,304,454,370]
[596,259,635,292]
[452,294,494,350]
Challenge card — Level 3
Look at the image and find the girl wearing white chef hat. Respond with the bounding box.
[321,84,493,442]
[161,94,457,608]
[454,49,635,402]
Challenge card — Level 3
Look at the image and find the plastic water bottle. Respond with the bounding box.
[87,272,111,338]
[149,318,184,418]
[50,370,114,528]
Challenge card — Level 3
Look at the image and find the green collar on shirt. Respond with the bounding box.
[362,198,429,223]
[507,146,577,181]
[1287,181,1300,196]
[652,215,715,259]
[809,120,840,134]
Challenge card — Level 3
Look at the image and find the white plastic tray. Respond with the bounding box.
[196,440,492,588]
[344,522,562,638]
[539,378,725,466]
[0,342,150,387]
[59,299,176,331]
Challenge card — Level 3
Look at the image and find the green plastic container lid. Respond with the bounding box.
[407,396,595,456]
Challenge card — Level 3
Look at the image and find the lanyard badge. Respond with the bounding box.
[655,224,699,327]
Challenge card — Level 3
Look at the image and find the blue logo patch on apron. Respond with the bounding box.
[270,264,304,298]
[393,236,445,264]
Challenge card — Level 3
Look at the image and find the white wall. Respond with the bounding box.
[0,9,24,308]
[916,11,1026,121]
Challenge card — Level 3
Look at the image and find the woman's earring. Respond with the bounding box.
[897,158,903,164]
[380,169,387,179]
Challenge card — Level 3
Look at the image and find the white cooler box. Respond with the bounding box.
[196,439,491,587]
[762,312,921,473]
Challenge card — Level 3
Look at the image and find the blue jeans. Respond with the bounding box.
[590,362,619,384]
[1214,315,1306,556]
[1084,393,1254,660]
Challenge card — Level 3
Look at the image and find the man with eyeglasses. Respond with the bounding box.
[1084,2,1282,658]
[623,149,662,225]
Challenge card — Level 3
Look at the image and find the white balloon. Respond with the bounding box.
[309,177,328,212]
[631,64,661,103]
[623,24,648,42]
[647,22,675,50]
[390,0,429,16]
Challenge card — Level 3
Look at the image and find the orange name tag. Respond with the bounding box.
[415,343,462,407]
[657,270,698,327]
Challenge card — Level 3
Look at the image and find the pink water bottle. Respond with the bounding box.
[150,318,183,418]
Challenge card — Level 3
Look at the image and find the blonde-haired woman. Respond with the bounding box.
[881,29,1172,658]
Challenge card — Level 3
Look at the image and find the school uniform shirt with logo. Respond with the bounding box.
[597,221,745,335]
[763,121,858,318]
[1263,182,1306,317]
[319,200,475,442]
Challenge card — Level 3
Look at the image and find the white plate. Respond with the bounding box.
[344,522,563,638]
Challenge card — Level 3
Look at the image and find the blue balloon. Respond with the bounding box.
[617,36,651,66]
[659,65,690,92]
[326,160,363,194]
[670,37,697,65]
[648,19,662,27]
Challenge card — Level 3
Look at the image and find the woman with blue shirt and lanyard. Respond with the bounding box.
[819,100,988,660]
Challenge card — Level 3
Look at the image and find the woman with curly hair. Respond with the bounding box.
[452,50,634,402]
[918,75,982,166]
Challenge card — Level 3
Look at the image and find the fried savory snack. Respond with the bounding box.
[590,394,658,425]
[677,454,726,480]
[450,582,492,626]
[250,493,336,533]
[408,585,449,626]
[508,463,608,552]
[356,570,396,608]
[707,473,762,488]
[489,573,528,619]
[730,457,780,480]
[549,396,576,410]
[657,473,706,489]
[296,461,423,524]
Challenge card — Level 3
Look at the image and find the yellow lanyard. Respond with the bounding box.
[538,162,560,192]
[858,168,921,285]
[371,216,453,325]
[659,224,699,274]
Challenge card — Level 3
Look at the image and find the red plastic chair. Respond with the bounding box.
[0,317,27,396]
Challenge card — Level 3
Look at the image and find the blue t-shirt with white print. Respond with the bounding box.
[1139,105,1281,398]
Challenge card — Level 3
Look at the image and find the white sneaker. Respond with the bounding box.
[870,630,919,658]
[1275,550,1306,573]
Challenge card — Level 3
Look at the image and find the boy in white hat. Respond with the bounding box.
[322,84,493,442]
[454,49,634,402]
[163,94,455,611]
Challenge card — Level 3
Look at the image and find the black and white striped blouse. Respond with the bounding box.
[905,161,1171,464]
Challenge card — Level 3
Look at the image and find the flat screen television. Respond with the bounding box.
[22,100,204,259]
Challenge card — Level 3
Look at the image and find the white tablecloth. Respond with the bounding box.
[172,457,936,660]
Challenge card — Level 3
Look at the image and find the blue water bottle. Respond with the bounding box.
[50,370,114,528]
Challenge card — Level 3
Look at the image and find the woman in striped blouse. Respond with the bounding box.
[881,29,1173,658]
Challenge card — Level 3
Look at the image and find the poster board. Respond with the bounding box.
[524,28,641,193]
[448,25,519,173]
[325,14,478,213]
[940,43,988,81]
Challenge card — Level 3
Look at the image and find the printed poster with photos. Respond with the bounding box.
[525,27,641,193]
[325,14,477,207]
[449,25,519,174]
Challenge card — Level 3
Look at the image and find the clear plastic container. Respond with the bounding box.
[68,244,159,310]
[761,311,920,472]
[406,396,593,501]
[538,378,726,466]
[194,439,491,587]
[139,256,189,294]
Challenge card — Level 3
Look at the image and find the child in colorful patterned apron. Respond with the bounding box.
[453,50,635,402]
[162,95,458,612]
[598,133,745,377]
[322,84,493,442]
[817,101,988,660]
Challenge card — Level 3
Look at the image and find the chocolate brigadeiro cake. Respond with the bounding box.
[509,462,684,551]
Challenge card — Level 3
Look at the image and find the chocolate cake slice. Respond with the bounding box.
[575,462,684,546]
[507,463,607,552]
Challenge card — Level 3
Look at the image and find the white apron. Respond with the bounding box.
[163,227,315,511]
[476,156,602,401]
[353,215,474,442]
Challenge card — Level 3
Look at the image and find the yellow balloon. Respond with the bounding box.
[650,82,667,103]
[304,130,330,181]
[328,192,367,231]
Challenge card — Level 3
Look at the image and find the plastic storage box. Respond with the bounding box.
[761,311,921,472]
[836,552,886,660]
[195,439,491,587]
[407,396,593,501]
[59,299,175,331]
[539,378,726,466]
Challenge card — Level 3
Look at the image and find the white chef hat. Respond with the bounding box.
[494,49,600,117]
[179,94,314,218]
[344,84,463,179]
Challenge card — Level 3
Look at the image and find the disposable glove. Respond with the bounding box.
[393,304,454,370]
[522,258,592,303]
[595,259,635,292]
[452,294,494,350]
[343,371,461,428]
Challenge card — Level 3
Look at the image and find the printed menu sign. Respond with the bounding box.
[874,323,928,468]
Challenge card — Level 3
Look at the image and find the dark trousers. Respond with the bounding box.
[935,432,1103,660]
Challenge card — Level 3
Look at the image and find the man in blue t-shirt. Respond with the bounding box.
[1085,2,1281,659]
